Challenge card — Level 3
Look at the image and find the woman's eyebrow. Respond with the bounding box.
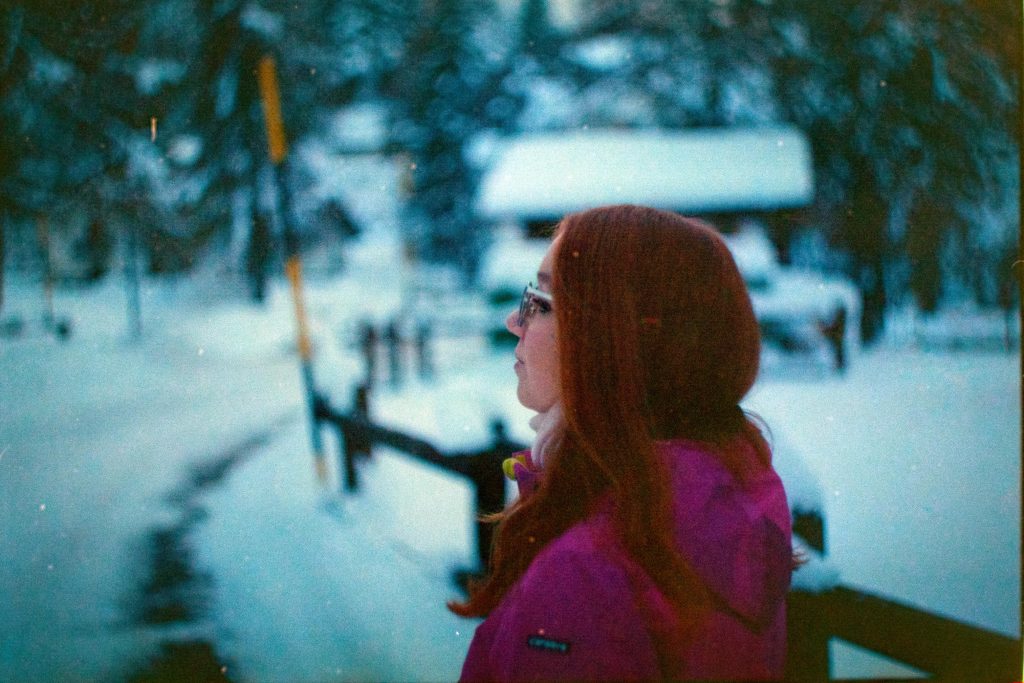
[537,271,552,286]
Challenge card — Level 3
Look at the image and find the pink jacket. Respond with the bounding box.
[460,439,792,682]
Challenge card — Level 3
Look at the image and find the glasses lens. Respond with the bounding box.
[517,285,531,327]
[517,283,552,327]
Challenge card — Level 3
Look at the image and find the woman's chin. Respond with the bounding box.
[517,388,557,414]
[515,383,530,409]
[516,385,540,412]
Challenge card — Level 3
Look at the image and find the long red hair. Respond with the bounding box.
[450,205,769,624]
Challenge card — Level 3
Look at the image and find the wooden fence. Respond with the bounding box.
[788,586,1020,681]
[314,388,509,575]
[314,388,1021,681]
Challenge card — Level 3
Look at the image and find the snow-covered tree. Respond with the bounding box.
[775,0,1019,335]
[1,0,414,295]
[570,0,1019,340]
[0,0,148,281]
[387,0,519,279]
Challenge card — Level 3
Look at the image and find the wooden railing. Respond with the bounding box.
[313,388,510,575]
[788,585,1020,681]
[314,387,1021,680]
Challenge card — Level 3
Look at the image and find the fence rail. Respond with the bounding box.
[313,389,512,574]
[314,388,1021,680]
[788,586,1020,681]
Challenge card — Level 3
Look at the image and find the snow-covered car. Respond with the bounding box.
[474,127,861,371]
[478,224,861,372]
[723,223,861,372]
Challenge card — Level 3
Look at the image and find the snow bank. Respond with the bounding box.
[790,536,841,594]
[193,423,473,683]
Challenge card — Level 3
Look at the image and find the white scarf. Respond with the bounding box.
[528,402,564,470]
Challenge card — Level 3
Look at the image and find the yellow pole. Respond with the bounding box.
[257,56,288,164]
[257,53,327,484]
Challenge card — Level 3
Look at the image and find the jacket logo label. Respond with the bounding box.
[526,635,571,654]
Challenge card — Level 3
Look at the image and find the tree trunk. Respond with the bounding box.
[124,222,142,340]
[842,162,890,345]
[0,212,6,315]
[860,258,887,344]
[906,197,947,314]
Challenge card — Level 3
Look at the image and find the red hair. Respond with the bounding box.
[450,205,770,624]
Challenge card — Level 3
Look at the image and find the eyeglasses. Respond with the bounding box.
[517,283,553,327]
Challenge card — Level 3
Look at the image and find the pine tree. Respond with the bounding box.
[0,0,155,290]
[387,0,517,279]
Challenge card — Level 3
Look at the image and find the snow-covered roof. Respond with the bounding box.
[476,127,814,219]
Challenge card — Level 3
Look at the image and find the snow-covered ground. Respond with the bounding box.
[1,229,1019,681]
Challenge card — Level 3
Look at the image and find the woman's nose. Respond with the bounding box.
[505,309,523,337]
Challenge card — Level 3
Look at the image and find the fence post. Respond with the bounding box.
[338,383,373,493]
[820,303,847,373]
[385,320,401,387]
[313,392,357,493]
[340,419,359,493]
[792,510,826,555]
[786,591,832,681]
[415,322,433,379]
[467,420,512,569]
[353,383,371,460]
[359,320,377,389]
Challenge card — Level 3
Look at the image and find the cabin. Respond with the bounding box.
[475,127,859,370]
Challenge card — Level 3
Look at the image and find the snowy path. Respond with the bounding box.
[194,427,475,682]
[0,336,303,682]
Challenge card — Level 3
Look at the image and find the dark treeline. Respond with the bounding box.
[0,0,1018,340]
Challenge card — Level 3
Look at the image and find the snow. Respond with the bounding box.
[167,135,203,166]
[0,284,306,681]
[1,223,1018,681]
[723,223,782,285]
[745,347,1020,639]
[476,127,814,219]
[295,145,404,247]
[134,59,185,96]
[570,35,634,71]
[31,53,73,85]
[327,103,389,153]
[885,304,1020,351]
[193,425,474,682]
[514,76,578,131]
[723,223,863,354]
[789,537,840,594]
[370,365,537,451]
[239,4,284,41]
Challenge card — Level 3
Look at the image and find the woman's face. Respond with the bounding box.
[506,239,561,413]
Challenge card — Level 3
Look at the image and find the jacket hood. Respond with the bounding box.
[661,439,792,631]
[508,440,791,630]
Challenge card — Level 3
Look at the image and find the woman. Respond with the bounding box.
[452,205,792,681]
